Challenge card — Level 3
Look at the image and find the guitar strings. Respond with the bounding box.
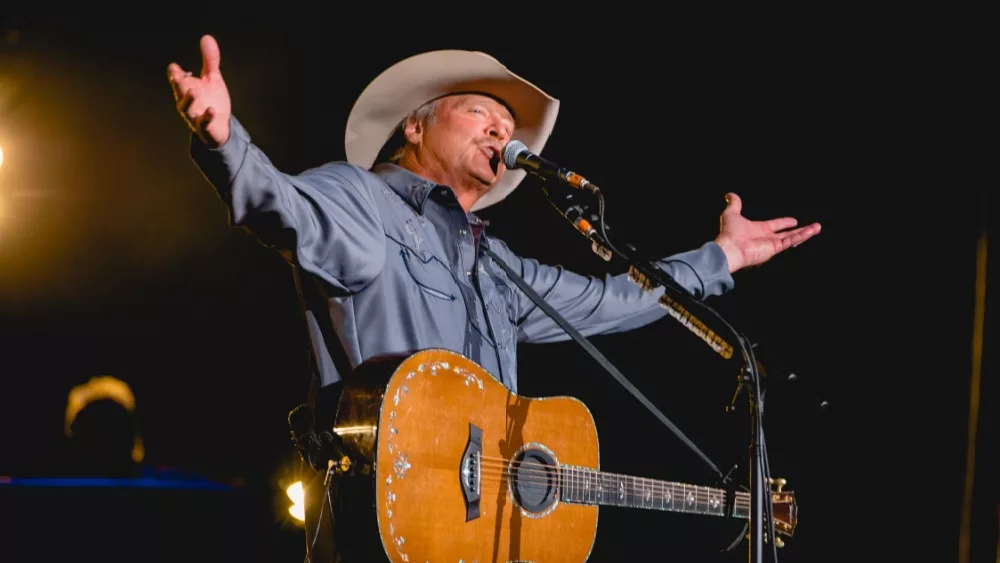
[475,469,753,508]
[474,456,732,493]
[473,472,752,508]
[463,458,753,509]
[474,455,736,494]
[460,470,755,511]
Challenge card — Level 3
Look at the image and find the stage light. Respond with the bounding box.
[286,480,305,522]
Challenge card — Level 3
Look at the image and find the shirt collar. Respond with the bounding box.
[372,162,441,213]
[372,162,490,227]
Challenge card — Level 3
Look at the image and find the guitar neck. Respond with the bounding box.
[558,465,749,520]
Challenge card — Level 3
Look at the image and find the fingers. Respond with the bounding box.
[172,84,211,134]
[176,91,193,115]
[167,62,184,82]
[167,62,188,101]
[723,192,742,215]
[200,34,221,76]
[167,60,207,125]
[168,36,222,140]
[766,217,798,232]
[168,63,198,103]
[179,91,210,126]
[195,106,216,138]
[778,222,822,248]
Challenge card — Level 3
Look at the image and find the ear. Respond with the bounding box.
[403,116,423,145]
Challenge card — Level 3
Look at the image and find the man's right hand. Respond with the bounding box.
[167,35,232,147]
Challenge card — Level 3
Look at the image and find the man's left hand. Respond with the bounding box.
[713,192,821,273]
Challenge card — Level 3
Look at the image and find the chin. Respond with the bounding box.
[469,169,499,188]
[483,176,502,189]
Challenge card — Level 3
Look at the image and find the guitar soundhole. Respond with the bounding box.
[509,448,558,515]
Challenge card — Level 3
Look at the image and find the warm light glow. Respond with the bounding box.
[286,481,305,522]
[286,481,304,502]
[0,144,4,170]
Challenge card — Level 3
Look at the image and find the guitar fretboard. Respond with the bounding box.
[558,464,749,519]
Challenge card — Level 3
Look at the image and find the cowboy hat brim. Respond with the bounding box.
[344,50,560,212]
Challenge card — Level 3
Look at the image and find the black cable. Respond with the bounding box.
[597,193,707,297]
[759,389,780,562]
[744,342,777,562]
[303,463,334,563]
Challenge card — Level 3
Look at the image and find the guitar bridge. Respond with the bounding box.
[459,422,482,522]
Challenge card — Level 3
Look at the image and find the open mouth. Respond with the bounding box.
[481,145,501,174]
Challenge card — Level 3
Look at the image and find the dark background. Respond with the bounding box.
[0,15,993,563]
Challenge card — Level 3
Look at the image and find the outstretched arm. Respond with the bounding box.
[168,35,385,293]
[491,192,821,344]
[487,239,734,344]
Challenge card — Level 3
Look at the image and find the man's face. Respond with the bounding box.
[407,94,516,189]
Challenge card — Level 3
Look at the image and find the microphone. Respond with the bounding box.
[502,140,600,194]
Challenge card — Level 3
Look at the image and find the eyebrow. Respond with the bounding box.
[455,94,516,125]
[492,102,516,125]
[490,105,516,129]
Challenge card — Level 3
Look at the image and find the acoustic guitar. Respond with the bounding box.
[319,348,797,562]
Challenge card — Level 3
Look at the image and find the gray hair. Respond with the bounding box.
[388,98,442,163]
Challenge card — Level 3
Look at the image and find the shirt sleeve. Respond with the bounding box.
[488,239,735,344]
[189,115,386,293]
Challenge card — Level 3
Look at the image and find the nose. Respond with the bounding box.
[487,118,509,143]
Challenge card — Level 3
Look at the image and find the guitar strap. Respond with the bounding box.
[480,244,728,483]
[287,262,356,473]
[288,262,356,563]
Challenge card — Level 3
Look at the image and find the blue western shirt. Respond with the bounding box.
[190,116,735,393]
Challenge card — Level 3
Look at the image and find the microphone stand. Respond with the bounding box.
[538,180,777,563]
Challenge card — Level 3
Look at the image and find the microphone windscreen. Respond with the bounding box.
[502,140,528,170]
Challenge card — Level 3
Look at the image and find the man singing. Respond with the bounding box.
[168,35,820,562]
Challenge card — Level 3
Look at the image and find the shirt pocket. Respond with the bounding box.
[480,254,517,319]
[484,275,518,348]
[398,245,457,302]
[490,277,518,324]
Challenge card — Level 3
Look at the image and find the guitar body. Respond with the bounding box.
[325,348,600,563]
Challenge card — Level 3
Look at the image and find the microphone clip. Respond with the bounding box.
[540,182,613,262]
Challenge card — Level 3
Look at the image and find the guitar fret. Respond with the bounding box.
[624,475,631,508]
[560,465,730,518]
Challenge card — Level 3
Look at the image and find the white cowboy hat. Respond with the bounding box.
[344,50,560,212]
